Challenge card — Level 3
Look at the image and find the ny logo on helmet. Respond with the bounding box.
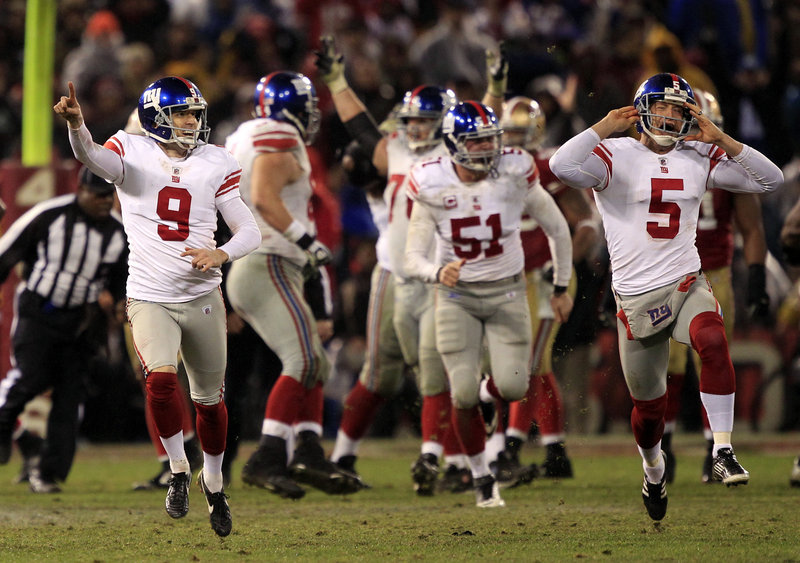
[141,87,162,110]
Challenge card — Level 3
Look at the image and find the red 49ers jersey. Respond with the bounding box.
[522,148,570,272]
[104,130,242,303]
[695,188,734,270]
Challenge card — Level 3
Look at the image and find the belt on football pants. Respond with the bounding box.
[456,272,522,288]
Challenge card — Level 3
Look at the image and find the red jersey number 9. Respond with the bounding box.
[156,186,192,241]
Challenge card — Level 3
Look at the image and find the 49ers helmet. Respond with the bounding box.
[500,96,546,151]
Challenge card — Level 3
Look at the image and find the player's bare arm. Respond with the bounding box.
[314,36,388,175]
[53,81,84,129]
[251,151,302,231]
[590,106,639,139]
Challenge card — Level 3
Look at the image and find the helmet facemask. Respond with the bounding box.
[449,130,504,172]
[156,104,209,149]
[398,117,440,151]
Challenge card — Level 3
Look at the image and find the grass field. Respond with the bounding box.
[0,431,799,562]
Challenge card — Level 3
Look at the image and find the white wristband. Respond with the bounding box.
[283,219,308,244]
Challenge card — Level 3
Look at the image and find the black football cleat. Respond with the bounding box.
[289,432,363,495]
[641,474,668,521]
[411,453,439,496]
[438,464,473,493]
[165,471,191,518]
[198,471,232,537]
[542,442,573,478]
[711,447,749,486]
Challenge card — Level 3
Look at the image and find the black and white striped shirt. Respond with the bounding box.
[0,194,127,308]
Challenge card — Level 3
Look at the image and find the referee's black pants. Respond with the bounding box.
[0,297,89,482]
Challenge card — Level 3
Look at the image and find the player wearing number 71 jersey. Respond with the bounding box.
[405,101,573,507]
[549,72,783,521]
[54,77,261,537]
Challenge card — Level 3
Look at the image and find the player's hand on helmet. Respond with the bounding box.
[53,81,84,129]
[486,42,509,99]
[684,101,724,144]
[314,36,348,94]
[593,106,639,139]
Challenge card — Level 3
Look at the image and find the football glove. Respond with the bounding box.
[485,42,509,99]
[314,36,348,94]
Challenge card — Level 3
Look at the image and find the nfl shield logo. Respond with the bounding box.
[202,305,212,315]
[443,195,457,209]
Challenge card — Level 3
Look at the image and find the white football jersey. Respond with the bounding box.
[587,137,725,294]
[366,193,392,273]
[384,133,446,279]
[407,148,539,282]
[225,118,314,266]
[104,130,242,303]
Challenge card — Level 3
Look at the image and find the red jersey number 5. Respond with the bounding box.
[156,186,192,241]
[451,213,503,259]
[647,178,683,239]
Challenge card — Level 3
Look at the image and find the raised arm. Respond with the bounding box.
[314,36,388,175]
[54,81,123,183]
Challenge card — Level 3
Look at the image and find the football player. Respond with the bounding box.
[316,36,509,495]
[225,71,362,499]
[54,77,261,537]
[405,101,573,507]
[486,96,600,486]
[550,73,782,520]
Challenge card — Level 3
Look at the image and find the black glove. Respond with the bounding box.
[746,263,770,322]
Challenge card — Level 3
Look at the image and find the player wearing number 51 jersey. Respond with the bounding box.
[55,76,261,537]
[405,101,573,507]
[550,72,783,521]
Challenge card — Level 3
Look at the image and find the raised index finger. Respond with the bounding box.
[67,81,76,101]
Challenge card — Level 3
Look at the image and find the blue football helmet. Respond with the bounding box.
[442,101,503,172]
[397,85,457,151]
[137,77,210,148]
[633,73,696,146]
[254,71,321,145]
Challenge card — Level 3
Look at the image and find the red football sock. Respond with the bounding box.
[145,371,183,438]
[194,400,227,456]
[264,375,305,425]
[690,311,736,395]
[339,381,385,440]
[534,372,564,436]
[452,406,485,457]
[508,374,536,434]
[665,371,685,424]
[630,394,667,449]
[421,391,451,444]
[295,382,324,426]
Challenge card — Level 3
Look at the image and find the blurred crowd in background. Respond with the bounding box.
[3,0,800,444]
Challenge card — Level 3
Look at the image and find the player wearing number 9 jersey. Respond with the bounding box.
[549,72,782,521]
[54,76,261,537]
[405,101,573,507]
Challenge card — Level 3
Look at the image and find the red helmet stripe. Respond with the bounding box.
[466,100,489,124]
[410,85,428,97]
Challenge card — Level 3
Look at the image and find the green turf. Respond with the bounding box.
[0,433,798,562]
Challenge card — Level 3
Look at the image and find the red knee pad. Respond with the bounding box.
[630,394,666,449]
[689,311,735,395]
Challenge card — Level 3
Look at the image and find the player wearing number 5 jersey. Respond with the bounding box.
[405,101,573,507]
[54,77,261,537]
[550,73,783,521]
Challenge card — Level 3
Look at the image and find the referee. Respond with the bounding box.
[0,166,127,493]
